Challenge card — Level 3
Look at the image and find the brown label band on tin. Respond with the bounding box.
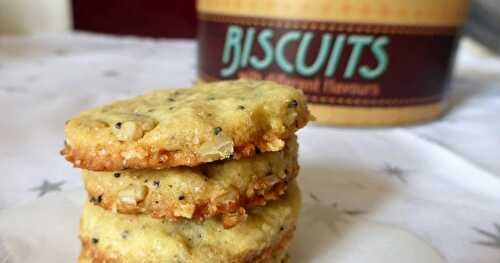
[198,13,460,107]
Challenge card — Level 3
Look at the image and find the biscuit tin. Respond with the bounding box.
[197,0,470,126]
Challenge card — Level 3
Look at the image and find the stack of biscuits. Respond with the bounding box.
[61,80,311,263]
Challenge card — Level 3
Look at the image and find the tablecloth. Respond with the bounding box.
[0,32,499,262]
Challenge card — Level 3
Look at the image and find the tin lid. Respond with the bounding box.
[198,0,470,26]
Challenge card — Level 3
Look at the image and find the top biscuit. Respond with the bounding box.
[62,80,310,171]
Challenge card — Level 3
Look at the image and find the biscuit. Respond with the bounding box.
[62,80,310,171]
[83,137,298,228]
[78,241,289,263]
[79,182,300,263]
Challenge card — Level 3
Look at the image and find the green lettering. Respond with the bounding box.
[359,36,390,79]
[344,35,373,79]
[240,27,256,67]
[296,33,333,76]
[221,25,243,77]
[276,31,301,74]
[325,34,346,77]
[249,29,274,70]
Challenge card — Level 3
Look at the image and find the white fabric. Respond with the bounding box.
[0,33,499,262]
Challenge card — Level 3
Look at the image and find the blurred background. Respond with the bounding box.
[1,1,500,263]
[0,0,498,53]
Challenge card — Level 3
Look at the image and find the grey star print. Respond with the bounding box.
[29,180,65,197]
[473,223,500,249]
[302,202,345,233]
[304,192,366,233]
[53,48,69,56]
[383,162,409,183]
[103,70,119,77]
[331,202,365,216]
[309,192,320,202]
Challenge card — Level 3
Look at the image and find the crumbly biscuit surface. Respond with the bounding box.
[79,182,300,263]
[83,137,298,227]
[78,244,289,263]
[63,80,310,171]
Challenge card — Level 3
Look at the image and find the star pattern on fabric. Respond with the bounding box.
[309,192,320,202]
[303,192,365,233]
[103,70,119,77]
[303,203,344,233]
[0,86,28,94]
[343,209,366,216]
[53,48,69,56]
[383,162,409,183]
[473,223,500,249]
[330,202,366,216]
[29,180,65,197]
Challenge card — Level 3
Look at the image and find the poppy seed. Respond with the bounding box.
[153,181,160,188]
[288,100,298,108]
[213,127,222,135]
